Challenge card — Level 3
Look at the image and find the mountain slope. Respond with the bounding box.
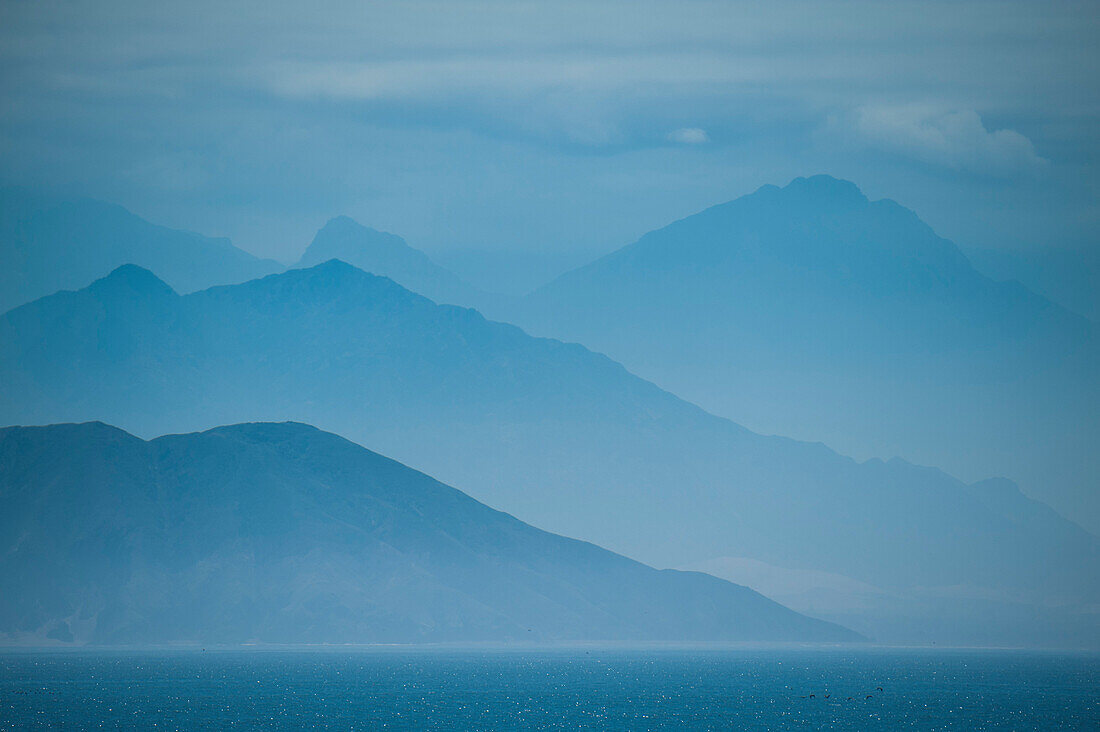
[296,216,489,308]
[0,188,282,312]
[1,261,1097,644]
[963,243,1100,322]
[516,175,1100,531]
[0,421,856,645]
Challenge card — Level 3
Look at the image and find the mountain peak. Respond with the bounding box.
[299,216,420,270]
[313,215,378,243]
[294,216,483,308]
[199,421,325,443]
[0,420,133,441]
[319,215,377,235]
[0,191,281,312]
[244,259,431,311]
[777,175,868,204]
[88,264,177,299]
[300,257,362,277]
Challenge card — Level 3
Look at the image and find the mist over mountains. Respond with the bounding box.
[510,176,1100,532]
[0,0,1096,687]
[296,216,490,309]
[1,421,856,644]
[2,257,1096,645]
[964,243,1100,323]
[0,189,281,313]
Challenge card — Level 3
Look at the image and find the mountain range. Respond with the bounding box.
[0,188,281,313]
[0,420,856,644]
[1,260,1096,645]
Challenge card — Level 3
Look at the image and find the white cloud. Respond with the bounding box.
[668,128,709,144]
[853,104,1047,175]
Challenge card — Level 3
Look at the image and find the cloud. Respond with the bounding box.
[852,105,1047,175]
[668,128,709,144]
[0,0,1095,261]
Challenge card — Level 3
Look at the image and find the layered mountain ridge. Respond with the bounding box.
[0,420,857,645]
[512,175,1100,532]
[0,189,282,313]
[295,216,489,309]
[1,259,1096,645]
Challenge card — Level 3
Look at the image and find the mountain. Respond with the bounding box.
[0,188,282,312]
[296,216,489,308]
[1,261,1097,645]
[514,176,1100,532]
[0,420,857,645]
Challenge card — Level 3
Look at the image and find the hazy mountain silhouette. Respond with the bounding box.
[515,175,1100,531]
[296,216,491,308]
[0,420,857,645]
[963,242,1100,322]
[0,188,282,313]
[1,261,1097,644]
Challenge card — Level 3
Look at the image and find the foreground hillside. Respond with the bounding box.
[0,421,856,644]
[1,261,1097,644]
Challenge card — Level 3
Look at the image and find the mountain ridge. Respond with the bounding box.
[2,260,1097,649]
[295,216,490,308]
[515,175,1100,531]
[0,420,859,645]
[0,188,282,313]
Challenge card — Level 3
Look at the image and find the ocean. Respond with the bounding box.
[1,646,1096,729]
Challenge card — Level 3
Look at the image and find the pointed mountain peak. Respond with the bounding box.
[280,257,383,288]
[293,216,482,307]
[313,215,379,241]
[318,215,386,236]
[299,216,422,269]
[249,258,430,309]
[88,264,177,299]
[298,257,363,277]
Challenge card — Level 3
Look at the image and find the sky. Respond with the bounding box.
[1,0,1099,305]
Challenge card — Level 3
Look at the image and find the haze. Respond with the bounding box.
[1,0,1099,652]
[0,1,1098,313]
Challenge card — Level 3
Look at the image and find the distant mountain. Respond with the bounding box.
[0,421,856,645]
[296,216,489,308]
[1,261,1097,645]
[515,176,1100,531]
[0,188,282,312]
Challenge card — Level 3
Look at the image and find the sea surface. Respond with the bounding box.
[0,646,1096,730]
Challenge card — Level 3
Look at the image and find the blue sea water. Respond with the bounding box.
[0,647,1096,730]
